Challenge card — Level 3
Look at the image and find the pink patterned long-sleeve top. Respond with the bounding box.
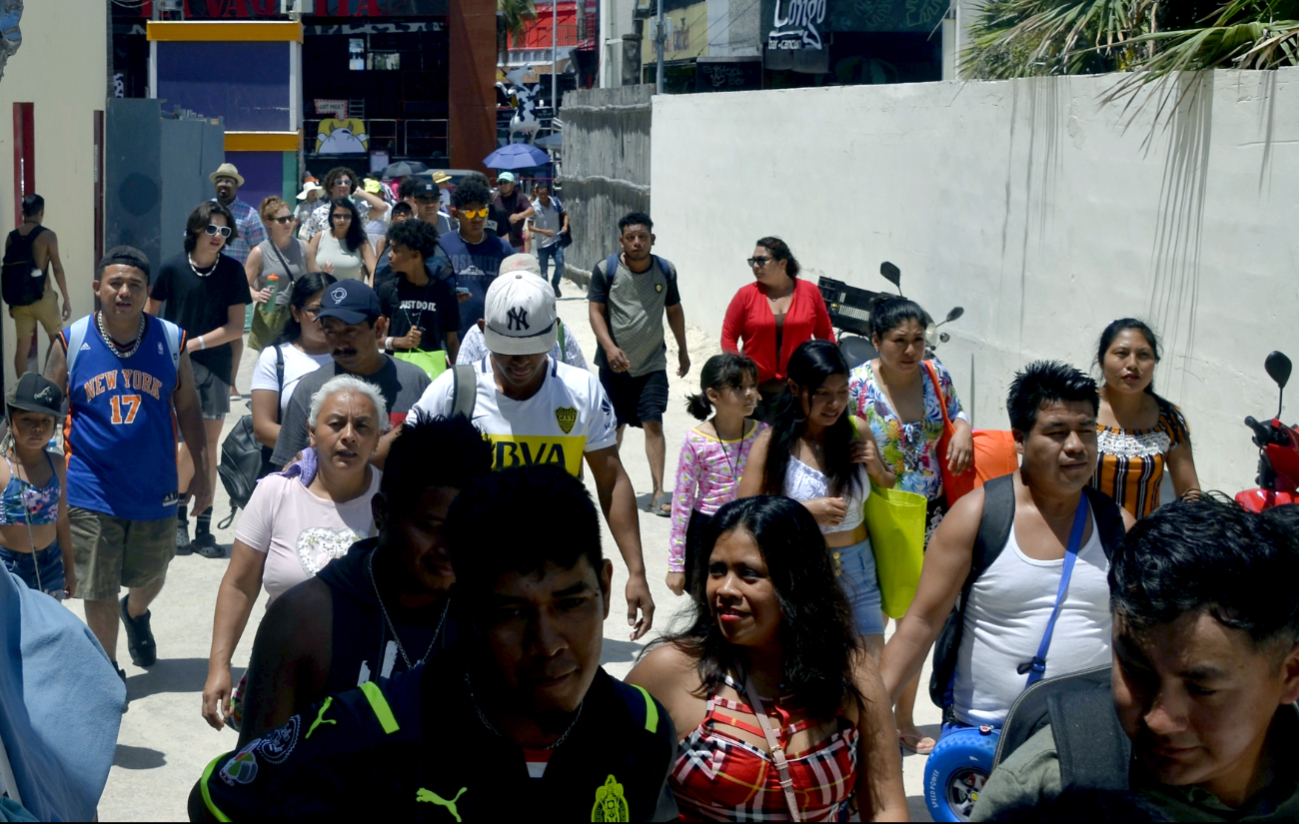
[669,420,769,572]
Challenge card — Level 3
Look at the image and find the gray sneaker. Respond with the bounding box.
[176,522,192,556]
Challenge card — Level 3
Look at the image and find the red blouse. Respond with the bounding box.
[721,279,836,384]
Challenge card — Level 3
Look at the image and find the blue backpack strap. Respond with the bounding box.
[604,253,620,285]
[63,316,92,376]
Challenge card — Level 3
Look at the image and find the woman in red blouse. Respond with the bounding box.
[721,237,835,421]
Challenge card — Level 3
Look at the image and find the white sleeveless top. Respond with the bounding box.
[316,231,366,281]
[951,510,1112,726]
[782,457,869,535]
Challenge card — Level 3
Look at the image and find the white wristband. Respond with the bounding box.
[385,337,393,350]
[198,336,206,350]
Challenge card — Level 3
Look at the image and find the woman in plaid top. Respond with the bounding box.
[627,496,907,822]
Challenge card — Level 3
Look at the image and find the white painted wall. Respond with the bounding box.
[651,68,1299,494]
[0,1,107,374]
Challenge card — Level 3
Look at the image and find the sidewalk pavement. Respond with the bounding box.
[69,279,939,821]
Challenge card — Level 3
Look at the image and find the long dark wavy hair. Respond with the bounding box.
[761,339,859,497]
[274,272,337,347]
[649,496,865,720]
[327,197,368,254]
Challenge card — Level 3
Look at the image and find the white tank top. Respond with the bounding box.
[782,457,869,535]
[951,510,1112,726]
[316,230,366,281]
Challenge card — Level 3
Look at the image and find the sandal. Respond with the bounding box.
[649,493,673,518]
[899,731,936,755]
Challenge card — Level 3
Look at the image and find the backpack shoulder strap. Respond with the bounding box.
[157,318,184,370]
[450,362,477,420]
[604,253,622,286]
[64,316,93,376]
[1049,689,1131,792]
[1082,486,1127,562]
[971,473,1017,585]
[652,255,673,275]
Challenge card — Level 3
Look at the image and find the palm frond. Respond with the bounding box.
[963,0,1157,79]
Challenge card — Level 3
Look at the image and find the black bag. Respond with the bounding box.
[554,196,573,249]
[928,475,1128,718]
[2,226,47,308]
[216,345,284,529]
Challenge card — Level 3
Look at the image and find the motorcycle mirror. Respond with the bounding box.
[1265,351,1291,390]
[879,261,902,294]
[945,306,965,323]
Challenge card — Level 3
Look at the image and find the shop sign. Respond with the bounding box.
[767,0,827,51]
[118,0,448,18]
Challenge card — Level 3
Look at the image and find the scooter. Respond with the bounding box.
[818,261,964,369]
[1236,351,1299,512]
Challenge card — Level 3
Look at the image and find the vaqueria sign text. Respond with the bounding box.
[768,0,826,51]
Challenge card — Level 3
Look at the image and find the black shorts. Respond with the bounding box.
[599,368,669,429]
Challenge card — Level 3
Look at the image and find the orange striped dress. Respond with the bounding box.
[1091,402,1190,520]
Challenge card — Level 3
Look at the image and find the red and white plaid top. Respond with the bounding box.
[670,675,859,822]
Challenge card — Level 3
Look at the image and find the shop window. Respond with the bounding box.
[368,52,401,70]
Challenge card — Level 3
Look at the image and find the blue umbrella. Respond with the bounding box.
[483,142,551,171]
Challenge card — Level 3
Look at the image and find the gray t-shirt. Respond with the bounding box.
[255,238,309,292]
[271,355,431,467]
[587,255,680,377]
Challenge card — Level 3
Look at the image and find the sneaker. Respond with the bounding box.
[119,595,157,668]
[553,284,562,298]
[192,532,224,559]
[117,666,129,712]
[175,522,192,556]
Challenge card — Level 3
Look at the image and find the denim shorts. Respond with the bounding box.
[831,537,886,637]
[0,541,66,599]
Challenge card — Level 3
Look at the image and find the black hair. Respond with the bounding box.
[327,197,368,254]
[183,201,238,253]
[322,166,359,194]
[650,496,865,720]
[390,201,414,218]
[754,236,800,278]
[618,212,653,234]
[20,194,43,217]
[452,176,492,209]
[386,214,440,255]
[1111,497,1299,657]
[96,246,150,282]
[382,412,494,519]
[1096,318,1163,399]
[870,296,927,340]
[533,181,551,193]
[274,271,337,347]
[446,465,603,597]
[761,340,859,497]
[686,353,758,420]
[1006,360,1100,437]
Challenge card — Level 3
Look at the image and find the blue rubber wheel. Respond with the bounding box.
[923,725,1000,822]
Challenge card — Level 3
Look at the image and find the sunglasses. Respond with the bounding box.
[205,224,233,238]
[331,213,353,221]
[270,215,293,225]
[335,179,352,187]
[747,256,772,267]
[215,177,238,186]
[458,208,489,219]
[302,304,322,317]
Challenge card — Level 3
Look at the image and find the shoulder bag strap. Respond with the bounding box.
[743,674,801,822]
[1018,498,1090,687]
[274,345,286,424]
[267,241,294,281]
[923,360,951,428]
[450,363,477,419]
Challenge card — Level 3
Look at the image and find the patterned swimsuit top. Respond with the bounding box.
[671,674,859,822]
[0,451,59,526]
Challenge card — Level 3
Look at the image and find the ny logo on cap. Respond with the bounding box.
[330,287,348,303]
[507,307,529,331]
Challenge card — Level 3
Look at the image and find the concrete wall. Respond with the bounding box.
[652,69,1299,493]
[0,0,107,375]
[562,84,653,283]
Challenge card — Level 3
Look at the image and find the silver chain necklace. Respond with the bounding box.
[96,311,147,360]
[188,254,218,278]
[366,548,450,670]
[465,669,583,750]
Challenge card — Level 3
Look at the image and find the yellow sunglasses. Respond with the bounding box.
[457,207,489,219]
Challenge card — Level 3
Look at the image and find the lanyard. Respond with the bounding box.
[1018,496,1090,688]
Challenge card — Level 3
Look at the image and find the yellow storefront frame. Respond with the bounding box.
[224,131,302,152]
[147,21,304,43]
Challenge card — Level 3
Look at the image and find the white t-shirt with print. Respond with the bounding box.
[407,356,618,476]
[251,343,334,416]
[234,469,381,604]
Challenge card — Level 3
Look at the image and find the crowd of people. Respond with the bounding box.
[0,160,1294,824]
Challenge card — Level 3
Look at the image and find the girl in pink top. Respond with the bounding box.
[668,354,768,596]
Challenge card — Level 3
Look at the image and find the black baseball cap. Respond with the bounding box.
[7,372,64,418]
[413,181,439,199]
[316,279,381,326]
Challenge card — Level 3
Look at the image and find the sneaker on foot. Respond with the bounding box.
[176,522,192,556]
[119,595,157,668]
[192,532,224,559]
[117,666,129,712]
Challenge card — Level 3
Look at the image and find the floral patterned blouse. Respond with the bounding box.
[849,359,966,502]
[668,421,768,572]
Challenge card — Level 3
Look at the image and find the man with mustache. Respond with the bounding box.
[271,279,429,470]
[190,466,677,822]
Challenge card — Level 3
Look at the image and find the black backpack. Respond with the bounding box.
[2,226,47,308]
[928,474,1128,717]
[216,346,283,529]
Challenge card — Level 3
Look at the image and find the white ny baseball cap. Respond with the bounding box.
[483,271,557,356]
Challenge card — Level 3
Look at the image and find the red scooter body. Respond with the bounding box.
[1235,352,1298,512]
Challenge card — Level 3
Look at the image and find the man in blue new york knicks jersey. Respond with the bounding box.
[44,246,212,706]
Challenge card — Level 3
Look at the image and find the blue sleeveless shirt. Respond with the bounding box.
[62,315,185,521]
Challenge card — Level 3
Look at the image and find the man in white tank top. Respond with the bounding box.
[879,361,1135,726]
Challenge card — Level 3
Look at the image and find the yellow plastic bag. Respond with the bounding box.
[864,483,928,619]
[393,349,449,380]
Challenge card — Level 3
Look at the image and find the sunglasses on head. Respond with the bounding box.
[205,224,233,238]
[458,207,489,219]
